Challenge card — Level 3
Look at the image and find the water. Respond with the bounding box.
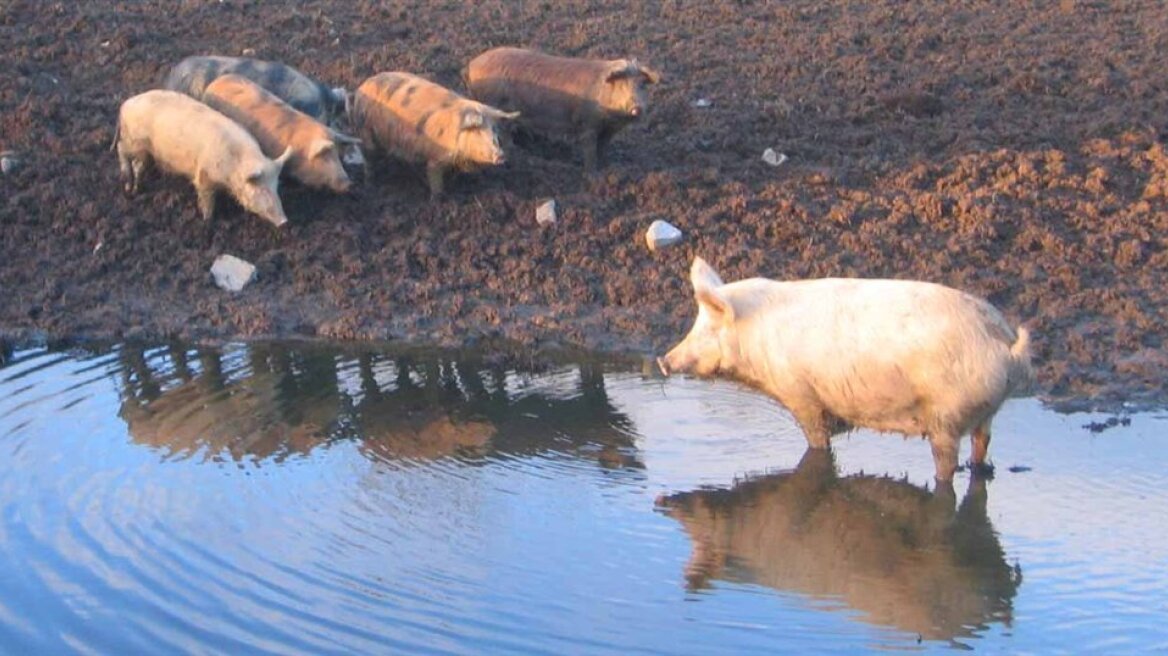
[0,341,1165,654]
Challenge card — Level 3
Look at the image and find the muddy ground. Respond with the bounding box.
[1,1,1166,410]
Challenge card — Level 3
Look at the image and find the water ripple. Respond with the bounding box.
[1,343,1167,653]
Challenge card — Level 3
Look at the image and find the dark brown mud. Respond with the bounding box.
[2,1,1166,410]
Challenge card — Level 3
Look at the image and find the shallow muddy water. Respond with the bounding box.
[0,341,1164,654]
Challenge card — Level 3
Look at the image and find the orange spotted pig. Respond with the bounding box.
[349,72,519,198]
[464,47,660,172]
[202,74,360,193]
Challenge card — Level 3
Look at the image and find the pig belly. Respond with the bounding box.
[778,355,935,436]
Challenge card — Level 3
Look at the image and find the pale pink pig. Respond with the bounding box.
[659,257,1036,481]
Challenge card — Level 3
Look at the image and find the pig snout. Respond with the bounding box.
[331,176,352,194]
[251,191,288,227]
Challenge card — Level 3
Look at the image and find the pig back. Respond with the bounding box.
[202,74,324,163]
[466,48,607,133]
[746,279,1028,433]
[119,90,262,177]
[165,55,335,122]
[353,72,467,165]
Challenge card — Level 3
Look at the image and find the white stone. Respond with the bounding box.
[211,254,256,292]
[0,151,19,175]
[536,199,557,226]
[692,98,712,108]
[762,148,788,167]
[645,220,683,252]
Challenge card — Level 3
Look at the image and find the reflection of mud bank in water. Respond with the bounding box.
[657,449,1020,644]
[115,341,641,469]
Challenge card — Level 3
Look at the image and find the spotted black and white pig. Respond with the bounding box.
[349,72,519,197]
[658,257,1036,482]
[464,47,660,172]
[163,55,348,126]
[201,74,360,193]
[113,90,292,227]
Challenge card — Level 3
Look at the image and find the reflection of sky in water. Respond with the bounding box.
[0,344,1164,654]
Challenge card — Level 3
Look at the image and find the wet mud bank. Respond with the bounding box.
[2,1,1167,411]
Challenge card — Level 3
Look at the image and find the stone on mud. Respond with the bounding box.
[211,254,257,292]
[645,220,683,252]
[536,199,557,226]
[762,148,788,167]
[0,151,19,175]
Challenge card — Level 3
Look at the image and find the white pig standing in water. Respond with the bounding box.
[113,90,292,227]
[658,257,1036,481]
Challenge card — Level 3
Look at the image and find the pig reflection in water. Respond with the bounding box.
[114,344,640,468]
[657,449,1020,643]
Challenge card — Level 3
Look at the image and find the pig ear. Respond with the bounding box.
[604,60,638,83]
[637,62,662,84]
[691,257,734,323]
[460,110,484,130]
[690,256,725,291]
[482,106,521,121]
[309,138,335,159]
[273,146,293,169]
[329,130,363,145]
[695,287,735,325]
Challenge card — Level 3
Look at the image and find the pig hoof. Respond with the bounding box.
[966,461,996,479]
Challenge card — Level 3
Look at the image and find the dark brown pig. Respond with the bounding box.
[163,55,348,127]
[349,72,519,197]
[202,74,360,193]
[113,90,292,227]
[464,47,660,171]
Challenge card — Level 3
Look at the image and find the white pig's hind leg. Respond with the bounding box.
[117,143,133,193]
[130,158,148,194]
[968,419,995,476]
[929,432,960,482]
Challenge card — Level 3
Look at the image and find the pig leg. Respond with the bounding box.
[117,143,133,193]
[426,161,446,198]
[580,129,600,173]
[129,158,148,194]
[968,418,995,476]
[196,188,217,220]
[595,125,618,163]
[194,170,217,219]
[790,406,832,449]
[929,432,960,482]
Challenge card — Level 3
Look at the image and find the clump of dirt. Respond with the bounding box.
[1,1,1167,410]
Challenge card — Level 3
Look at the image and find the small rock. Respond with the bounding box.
[692,98,712,108]
[536,199,557,226]
[762,148,788,167]
[211,254,256,292]
[645,220,683,252]
[241,48,256,56]
[0,151,20,175]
